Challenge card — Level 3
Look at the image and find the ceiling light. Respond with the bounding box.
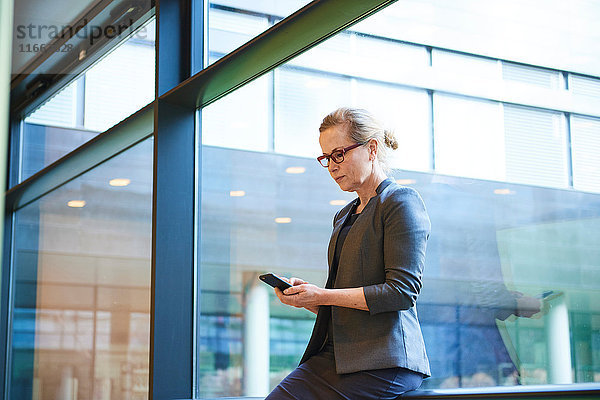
[285,167,306,174]
[329,200,346,206]
[67,200,86,208]
[230,190,246,197]
[396,179,416,185]
[275,217,292,224]
[109,178,131,187]
[494,188,515,195]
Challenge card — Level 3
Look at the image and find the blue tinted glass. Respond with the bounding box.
[9,138,153,399]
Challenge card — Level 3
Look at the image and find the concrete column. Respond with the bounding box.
[545,296,573,384]
[243,275,270,396]
[56,365,78,400]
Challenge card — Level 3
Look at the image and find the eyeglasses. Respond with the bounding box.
[317,142,366,167]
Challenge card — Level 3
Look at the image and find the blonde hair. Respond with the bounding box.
[319,107,398,172]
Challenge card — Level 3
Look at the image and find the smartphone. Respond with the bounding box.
[259,273,292,291]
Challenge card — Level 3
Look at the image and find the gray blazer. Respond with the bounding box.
[300,178,431,376]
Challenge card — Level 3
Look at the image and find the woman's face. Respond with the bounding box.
[319,124,372,193]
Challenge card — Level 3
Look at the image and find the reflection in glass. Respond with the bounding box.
[21,18,155,183]
[199,146,600,396]
[202,72,271,152]
[204,1,600,194]
[433,94,505,181]
[9,138,153,399]
[352,0,600,76]
[571,115,600,193]
[199,0,600,396]
[208,1,312,65]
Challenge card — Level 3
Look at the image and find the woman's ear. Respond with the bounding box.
[369,140,377,160]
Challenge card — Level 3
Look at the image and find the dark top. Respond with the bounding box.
[324,205,360,349]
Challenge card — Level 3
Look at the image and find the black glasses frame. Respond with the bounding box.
[317,142,367,167]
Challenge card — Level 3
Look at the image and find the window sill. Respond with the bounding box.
[184,384,600,400]
[404,383,600,398]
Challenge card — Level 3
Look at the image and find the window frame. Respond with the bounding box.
[3,0,600,399]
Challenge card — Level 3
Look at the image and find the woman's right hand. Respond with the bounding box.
[287,277,308,286]
[275,277,319,314]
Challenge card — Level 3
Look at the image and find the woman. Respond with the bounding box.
[266,107,430,399]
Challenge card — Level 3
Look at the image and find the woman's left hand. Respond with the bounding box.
[275,284,326,309]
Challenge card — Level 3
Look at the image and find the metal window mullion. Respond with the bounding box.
[428,90,435,171]
[150,0,198,398]
[150,100,195,400]
[75,75,86,129]
[0,113,22,400]
[0,213,16,400]
[565,112,574,188]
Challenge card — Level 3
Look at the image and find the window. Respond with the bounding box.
[353,0,600,77]
[83,20,155,132]
[571,115,600,193]
[198,147,338,397]
[8,0,600,399]
[433,94,506,181]
[208,0,313,65]
[20,19,155,183]
[502,62,563,90]
[503,105,568,188]
[8,139,153,399]
[432,49,501,87]
[197,2,600,398]
[274,68,352,157]
[201,72,271,152]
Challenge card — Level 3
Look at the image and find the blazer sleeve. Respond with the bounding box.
[363,188,431,315]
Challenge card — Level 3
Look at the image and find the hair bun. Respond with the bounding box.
[383,130,398,150]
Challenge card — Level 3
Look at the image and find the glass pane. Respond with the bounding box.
[354,81,431,172]
[503,105,568,188]
[352,0,600,77]
[571,115,600,193]
[20,18,155,183]
[198,1,600,396]
[23,80,79,127]
[12,0,151,75]
[274,68,352,157]
[84,19,156,132]
[434,95,570,187]
[202,72,271,152]
[9,138,153,399]
[433,94,506,181]
[199,148,352,398]
[208,1,312,65]
[208,7,270,59]
[199,147,600,395]
[418,175,600,388]
[432,50,501,83]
